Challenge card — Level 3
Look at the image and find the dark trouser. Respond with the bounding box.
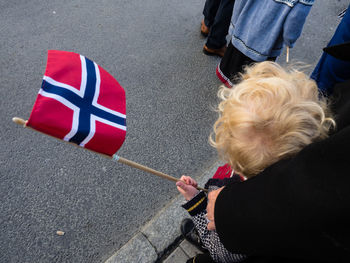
[217,42,276,88]
[310,5,350,96]
[203,0,235,49]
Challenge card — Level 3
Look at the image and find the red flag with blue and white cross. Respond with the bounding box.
[27,50,126,156]
[14,50,204,189]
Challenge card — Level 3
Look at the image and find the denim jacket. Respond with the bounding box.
[229,0,314,61]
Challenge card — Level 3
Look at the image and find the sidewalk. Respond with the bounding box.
[105,162,221,263]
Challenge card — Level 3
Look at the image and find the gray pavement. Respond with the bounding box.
[105,163,216,263]
[1,0,219,262]
[0,0,348,263]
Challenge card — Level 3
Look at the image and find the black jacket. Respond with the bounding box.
[214,81,350,263]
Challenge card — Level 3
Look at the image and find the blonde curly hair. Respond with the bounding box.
[210,61,335,178]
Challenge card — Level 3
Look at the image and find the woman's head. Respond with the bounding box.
[210,61,335,178]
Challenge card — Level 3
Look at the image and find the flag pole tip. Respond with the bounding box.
[12,117,27,126]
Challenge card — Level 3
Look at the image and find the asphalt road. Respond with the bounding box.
[0,0,348,262]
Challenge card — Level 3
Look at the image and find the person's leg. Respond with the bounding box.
[205,0,235,50]
[181,218,207,252]
[216,42,255,88]
[203,0,221,28]
[311,6,350,95]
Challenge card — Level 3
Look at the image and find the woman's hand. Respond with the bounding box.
[206,187,224,230]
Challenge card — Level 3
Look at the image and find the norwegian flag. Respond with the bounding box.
[27,50,126,156]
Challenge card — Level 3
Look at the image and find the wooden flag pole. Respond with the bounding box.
[12,117,207,192]
[12,117,27,126]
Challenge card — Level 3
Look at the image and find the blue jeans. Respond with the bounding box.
[311,5,350,95]
[203,0,235,49]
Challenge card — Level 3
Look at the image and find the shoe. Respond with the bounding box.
[216,64,233,88]
[180,218,207,252]
[186,253,213,263]
[203,44,226,57]
[201,20,210,37]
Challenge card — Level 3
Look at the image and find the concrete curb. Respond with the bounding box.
[105,161,222,263]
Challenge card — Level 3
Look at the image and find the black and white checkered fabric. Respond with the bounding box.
[190,183,247,263]
[192,210,247,263]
